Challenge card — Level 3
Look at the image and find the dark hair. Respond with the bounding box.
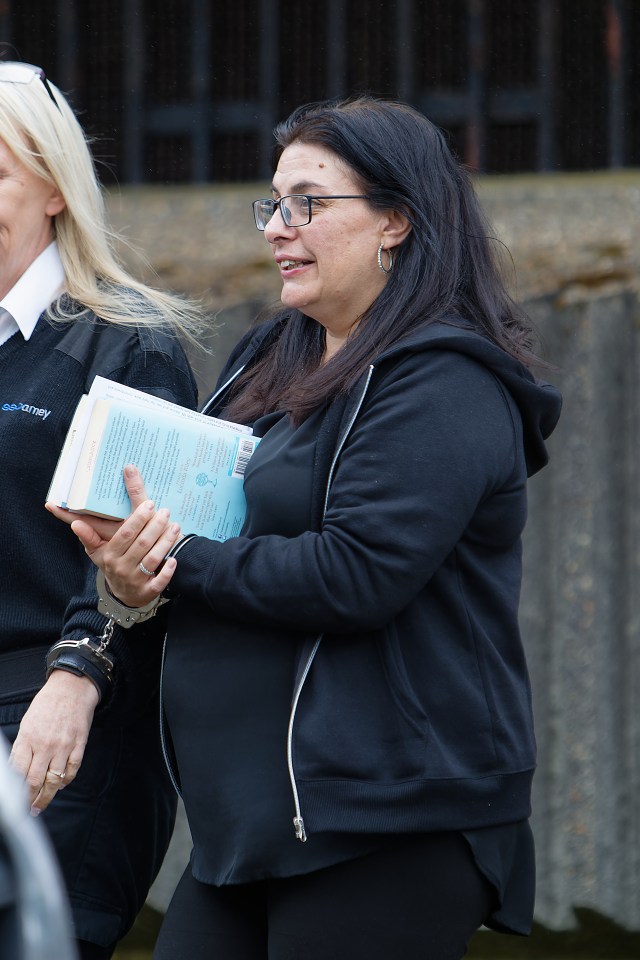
[225,95,538,425]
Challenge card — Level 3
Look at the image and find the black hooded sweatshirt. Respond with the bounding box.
[161,315,562,922]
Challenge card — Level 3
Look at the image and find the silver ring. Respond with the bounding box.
[138,562,156,577]
[48,769,66,780]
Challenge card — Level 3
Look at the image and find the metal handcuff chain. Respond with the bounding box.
[45,571,168,693]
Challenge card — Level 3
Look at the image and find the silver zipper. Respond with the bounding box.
[322,365,375,514]
[287,638,322,842]
[200,364,246,415]
[287,364,375,840]
[159,632,182,796]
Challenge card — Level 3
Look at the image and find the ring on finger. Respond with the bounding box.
[46,769,66,781]
[138,561,156,576]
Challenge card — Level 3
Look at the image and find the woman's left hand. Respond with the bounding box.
[10,670,99,815]
[47,465,182,607]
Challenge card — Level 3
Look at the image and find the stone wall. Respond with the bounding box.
[105,170,640,366]
[105,174,640,933]
[523,288,640,930]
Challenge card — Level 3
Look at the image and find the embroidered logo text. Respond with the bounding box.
[2,402,51,420]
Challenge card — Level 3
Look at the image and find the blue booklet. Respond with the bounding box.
[48,377,259,542]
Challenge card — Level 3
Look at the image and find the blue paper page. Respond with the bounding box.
[67,400,259,541]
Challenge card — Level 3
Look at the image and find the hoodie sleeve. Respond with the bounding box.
[169,350,528,634]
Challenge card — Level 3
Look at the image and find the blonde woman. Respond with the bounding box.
[0,61,202,960]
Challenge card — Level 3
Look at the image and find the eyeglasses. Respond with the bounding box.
[0,61,61,112]
[252,194,370,231]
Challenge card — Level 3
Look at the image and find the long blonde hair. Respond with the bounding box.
[0,68,206,345]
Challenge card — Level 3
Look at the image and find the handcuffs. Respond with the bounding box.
[45,571,168,695]
[95,568,168,627]
[47,535,195,695]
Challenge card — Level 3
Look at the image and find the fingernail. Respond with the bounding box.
[170,523,180,536]
[30,807,41,818]
[144,500,155,511]
[124,464,136,478]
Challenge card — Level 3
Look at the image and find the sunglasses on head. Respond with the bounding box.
[0,61,61,111]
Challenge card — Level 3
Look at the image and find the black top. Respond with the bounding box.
[174,406,535,934]
[165,319,561,940]
[0,311,197,724]
[175,408,384,885]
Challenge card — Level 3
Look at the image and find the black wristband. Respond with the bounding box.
[46,638,115,689]
[46,652,109,701]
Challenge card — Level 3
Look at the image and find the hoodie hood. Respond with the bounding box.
[377,320,562,477]
[213,314,562,479]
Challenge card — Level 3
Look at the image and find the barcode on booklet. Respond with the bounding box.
[231,436,259,479]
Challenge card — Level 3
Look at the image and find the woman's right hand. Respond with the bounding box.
[82,501,182,606]
[48,465,182,607]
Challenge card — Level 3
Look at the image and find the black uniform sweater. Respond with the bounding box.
[0,304,198,725]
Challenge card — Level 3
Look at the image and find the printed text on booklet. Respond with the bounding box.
[47,377,259,542]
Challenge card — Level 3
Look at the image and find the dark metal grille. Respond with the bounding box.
[0,0,636,184]
[559,0,608,170]
[416,0,468,91]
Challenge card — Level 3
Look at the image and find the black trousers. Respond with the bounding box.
[153,832,494,960]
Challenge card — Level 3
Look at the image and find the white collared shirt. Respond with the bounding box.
[0,242,66,348]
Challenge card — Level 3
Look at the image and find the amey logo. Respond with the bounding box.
[2,401,51,420]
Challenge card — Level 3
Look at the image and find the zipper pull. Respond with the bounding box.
[293,816,307,842]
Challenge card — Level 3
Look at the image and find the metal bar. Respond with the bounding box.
[605,0,626,167]
[190,0,212,182]
[418,91,471,125]
[326,0,347,99]
[489,89,540,122]
[122,0,145,183]
[146,101,265,135]
[55,0,78,96]
[258,0,279,178]
[537,0,557,170]
[466,0,487,172]
[396,0,414,101]
[0,0,11,43]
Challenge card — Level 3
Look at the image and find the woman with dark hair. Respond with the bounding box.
[49,96,562,960]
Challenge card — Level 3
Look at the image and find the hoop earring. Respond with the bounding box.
[377,241,393,275]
